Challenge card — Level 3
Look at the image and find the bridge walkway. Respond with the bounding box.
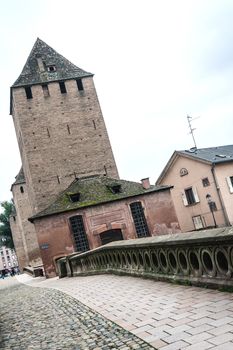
[18,273,233,350]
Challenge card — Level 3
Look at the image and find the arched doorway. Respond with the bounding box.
[100,229,124,245]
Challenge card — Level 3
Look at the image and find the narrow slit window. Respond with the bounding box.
[92,120,96,130]
[76,79,84,91]
[42,84,49,97]
[67,124,71,134]
[25,87,33,99]
[59,81,67,94]
[47,128,50,138]
[20,186,24,194]
[57,175,60,184]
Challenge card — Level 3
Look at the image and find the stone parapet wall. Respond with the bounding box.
[57,227,233,289]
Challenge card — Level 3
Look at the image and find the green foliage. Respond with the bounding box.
[0,200,14,248]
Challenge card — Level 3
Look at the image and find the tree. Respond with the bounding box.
[0,200,14,248]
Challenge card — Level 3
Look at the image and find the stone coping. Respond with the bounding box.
[69,227,233,261]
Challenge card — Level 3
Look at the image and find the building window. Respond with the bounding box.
[59,81,67,94]
[25,87,33,99]
[20,186,24,193]
[76,79,84,91]
[202,177,210,187]
[42,84,49,97]
[130,201,150,238]
[185,188,195,205]
[226,176,233,193]
[47,65,56,72]
[69,215,90,252]
[182,187,200,206]
[192,215,204,230]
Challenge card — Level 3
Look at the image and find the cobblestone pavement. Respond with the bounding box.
[0,277,154,350]
[21,274,233,350]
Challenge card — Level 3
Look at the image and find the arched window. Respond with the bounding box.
[20,186,24,194]
[130,201,150,238]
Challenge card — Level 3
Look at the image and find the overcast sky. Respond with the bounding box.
[1,0,233,202]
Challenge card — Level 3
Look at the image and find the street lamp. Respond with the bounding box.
[206,194,217,228]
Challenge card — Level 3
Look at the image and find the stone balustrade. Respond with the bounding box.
[56,227,233,289]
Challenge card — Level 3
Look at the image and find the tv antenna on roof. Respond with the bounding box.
[187,115,199,149]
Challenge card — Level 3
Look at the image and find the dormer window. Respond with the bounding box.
[108,184,121,194]
[47,65,56,72]
[69,193,80,202]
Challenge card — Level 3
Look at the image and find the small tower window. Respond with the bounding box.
[42,84,49,97]
[20,186,24,194]
[59,81,67,94]
[47,65,56,72]
[76,79,84,91]
[25,87,33,99]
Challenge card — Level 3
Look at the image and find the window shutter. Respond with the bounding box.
[226,177,233,193]
[181,192,188,206]
[192,187,200,203]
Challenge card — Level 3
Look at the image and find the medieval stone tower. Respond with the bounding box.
[11,38,119,213]
[10,38,119,271]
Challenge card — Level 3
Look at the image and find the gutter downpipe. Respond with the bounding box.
[211,164,230,227]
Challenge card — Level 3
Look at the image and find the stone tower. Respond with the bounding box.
[10,38,119,214]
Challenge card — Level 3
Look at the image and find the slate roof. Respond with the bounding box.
[156,145,233,184]
[12,38,93,88]
[179,145,233,164]
[11,167,26,187]
[29,175,171,222]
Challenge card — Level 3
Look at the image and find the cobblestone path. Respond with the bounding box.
[0,278,154,350]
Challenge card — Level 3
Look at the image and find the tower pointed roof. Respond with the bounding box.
[12,38,93,88]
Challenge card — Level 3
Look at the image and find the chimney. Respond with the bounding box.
[141,177,150,189]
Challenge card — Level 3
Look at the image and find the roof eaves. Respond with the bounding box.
[11,73,94,89]
[178,151,213,165]
[156,151,179,185]
[29,185,172,223]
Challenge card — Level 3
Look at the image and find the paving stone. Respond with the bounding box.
[0,278,154,350]
[10,273,233,349]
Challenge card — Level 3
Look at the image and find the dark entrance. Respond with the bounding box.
[100,229,123,245]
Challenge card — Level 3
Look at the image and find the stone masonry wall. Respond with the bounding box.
[11,183,42,270]
[11,77,119,213]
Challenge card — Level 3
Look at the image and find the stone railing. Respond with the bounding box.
[56,227,233,289]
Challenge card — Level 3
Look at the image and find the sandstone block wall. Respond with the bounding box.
[11,77,119,213]
[11,182,42,270]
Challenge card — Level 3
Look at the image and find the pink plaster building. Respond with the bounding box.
[156,145,233,232]
[29,175,180,278]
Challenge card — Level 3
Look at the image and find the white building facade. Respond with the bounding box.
[0,246,18,271]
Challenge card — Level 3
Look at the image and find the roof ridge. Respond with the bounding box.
[11,38,93,88]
